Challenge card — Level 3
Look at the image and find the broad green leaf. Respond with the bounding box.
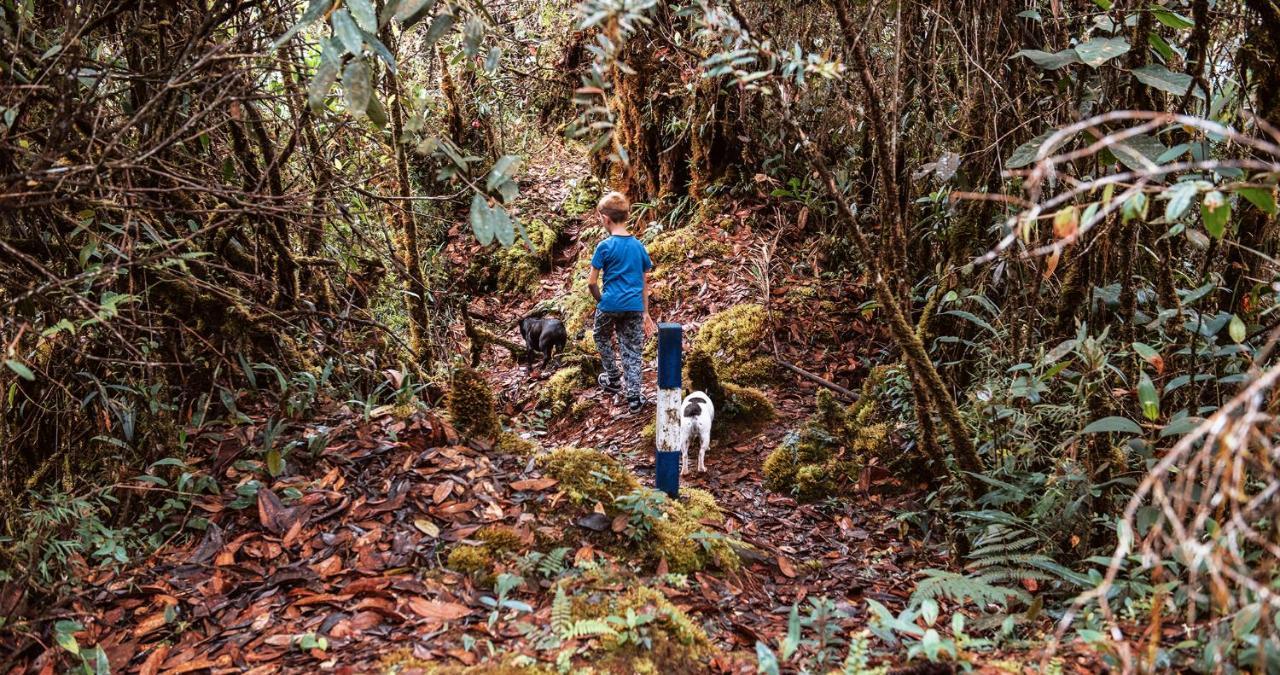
[347,0,377,32]
[487,204,516,247]
[271,0,333,50]
[360,29,397,73]
[422,13,456,49]
[1160,416,1203,438]
[1132,64,1198,97]
[1014,49,1080,70]
[1081,416,1143,435]
[1132,342,1159,360]
[470,194,494,245]
[1137,371,1159,421]
[1151,7,1194,30]
[942,310,998,336]
[920,598,939,626]
[1147,33,1174,62]
[308,53,340,111]
[395,0,440,29]
[1122,191,1148,222]
[266,448,284,477]
[1114,134,1167,172]
[5,359,34,381]
[1073,37,1130,68]
[462,15,485,57]
[331,9,365,55]
[1092,0,1113,9]
[366,95,387,129]
[342,59,371,118]
[1235,186,1277,215]
[486,155,521,192]
[1163,181,1199,221]
[1228,314,1246,343]
[1007,130,1075,169]
[1201,190,1229,238]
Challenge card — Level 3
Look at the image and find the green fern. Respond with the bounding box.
[538,547,570,578]
[551,585,573,639]
[565,618,616,640]
[911,569,1027,607]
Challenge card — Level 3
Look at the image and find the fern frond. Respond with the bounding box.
[551,585,573,639]
[911,569,1027,608]
[566,618,616,639]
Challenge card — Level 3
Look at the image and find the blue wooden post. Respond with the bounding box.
[655,323,682,498]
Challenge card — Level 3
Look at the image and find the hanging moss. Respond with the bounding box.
[538,447,638,505]
[691,304,774,384]
[540,366,584,415]
[447,366,501,439]
[762,389,887,502]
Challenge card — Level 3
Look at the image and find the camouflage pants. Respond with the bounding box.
[594,310,645,399]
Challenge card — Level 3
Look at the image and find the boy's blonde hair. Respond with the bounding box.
[597,191,630,224]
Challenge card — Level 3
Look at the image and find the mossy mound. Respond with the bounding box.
[475,524,525,553]
[691,304,773,384]
[495,431,540,457]
[537,447,638,505]
[540,366,584,415]
[651,488,740,573]
[647,226,730,271]
[575,585,715,668]
[494,218,561,296]
[447,366,501,439]
[563,178,601,217]
[763,389,888,501]
[685,348,775,434]
[445,544,492,577]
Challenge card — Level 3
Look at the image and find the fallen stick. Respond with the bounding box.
[774,357,860,401]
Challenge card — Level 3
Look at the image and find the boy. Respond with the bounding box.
[587,191,657,413]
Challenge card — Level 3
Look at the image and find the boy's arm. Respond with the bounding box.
[587,266,602,302]
[642,272,656,336]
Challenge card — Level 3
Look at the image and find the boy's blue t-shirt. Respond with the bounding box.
[590,235,652,312]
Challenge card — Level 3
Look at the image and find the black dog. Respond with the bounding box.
[518,316,567,369]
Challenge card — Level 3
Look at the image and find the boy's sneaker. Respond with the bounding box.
[598,372,621,394]
[627,395,646,414]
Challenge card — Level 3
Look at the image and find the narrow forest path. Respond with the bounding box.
[447,148,947,661]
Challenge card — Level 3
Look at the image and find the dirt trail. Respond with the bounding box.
[456,153,938,650]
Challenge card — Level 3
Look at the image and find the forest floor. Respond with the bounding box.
[14,149,1101,674]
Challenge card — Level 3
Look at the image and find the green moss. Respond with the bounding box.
[495,218,560,297]
[650,488,740,573]
[447,366,501,439]
[685,348,775,435]
[574,585,715,667]
[647,226,730,270]
[381,649,553,674]
[495,431,540,457]
[691,304,773,384]
[540,366,584,415]
[762,388,885,502]
[537,446,638,505]
[446,544,492,576]
[475,524,524,552]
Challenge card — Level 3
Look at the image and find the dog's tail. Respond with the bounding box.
[683,402,702,418]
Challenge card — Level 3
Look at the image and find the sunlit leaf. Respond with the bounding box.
[1163,181,1199,221]
[1235,186,1276,215]
[1073,37,1130,68]
[1013,48,1080,70]
[1137,371,1159,421]
[1228,314,1246,343]
[5,359,34,381]
[347,0,377,33]
[1132,64,1199,97]
[1151,6,1194,30]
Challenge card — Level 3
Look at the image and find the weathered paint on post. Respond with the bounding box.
[655,323,682,498]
